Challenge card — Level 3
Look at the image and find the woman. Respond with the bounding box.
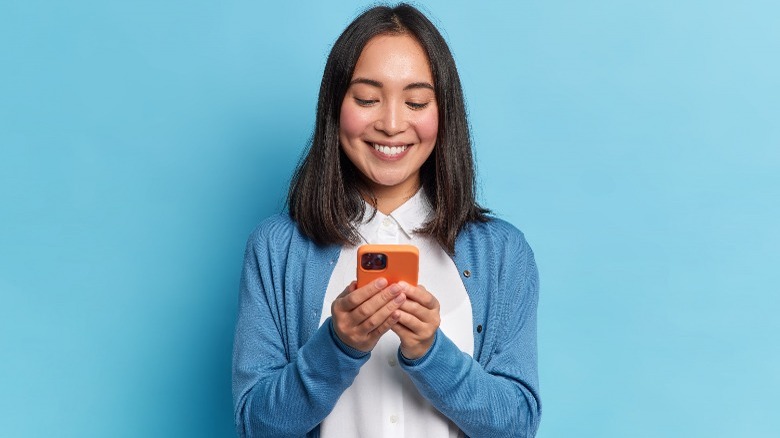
[232,4,540,437]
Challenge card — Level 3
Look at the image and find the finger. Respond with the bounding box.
[394,309,426,333]
[405,284,439,309]
[400,303,441,331]
[398,299,429,320]
[368,308,402,338]
[389,316,413,337]
[359,292,406,331]
[353,283,404,323]
[336,281,357,299]
[336,277,388,311]
[399,282,439,309]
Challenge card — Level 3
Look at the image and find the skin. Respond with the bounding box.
[331,33,442,359]
[339,33,438,215]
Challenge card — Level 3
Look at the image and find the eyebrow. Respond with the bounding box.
[349,77,434,91]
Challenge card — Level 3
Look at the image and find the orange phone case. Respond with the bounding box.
[356,244,419,288]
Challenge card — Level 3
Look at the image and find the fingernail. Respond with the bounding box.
[376,278,388,288]
[388,284,401,294]
[394,293,405,304]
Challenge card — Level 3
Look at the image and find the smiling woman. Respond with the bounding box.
[286,5,489,254]
[339,33,439,213]
[232,4,541,438]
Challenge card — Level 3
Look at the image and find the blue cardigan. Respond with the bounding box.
[232,214,541,437]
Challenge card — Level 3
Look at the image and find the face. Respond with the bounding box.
[339,33,438,200]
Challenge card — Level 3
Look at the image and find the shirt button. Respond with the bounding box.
[390,414,399,424]
[388,356,397,367]
[382,218,393,227]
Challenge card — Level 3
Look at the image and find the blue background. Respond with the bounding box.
[2,1,778,436]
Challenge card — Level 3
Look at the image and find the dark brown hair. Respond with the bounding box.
[287,3,488,254]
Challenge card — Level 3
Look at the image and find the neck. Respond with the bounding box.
[363,180,420,215]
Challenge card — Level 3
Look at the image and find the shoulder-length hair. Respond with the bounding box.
[287,3,488,254]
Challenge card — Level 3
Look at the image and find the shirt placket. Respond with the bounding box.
[377,216,400,244]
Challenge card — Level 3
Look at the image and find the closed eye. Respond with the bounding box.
[406,101,430,110]
[355,98,378,106]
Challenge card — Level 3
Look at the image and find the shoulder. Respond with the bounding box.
[245,212,340,262]
[247,213,298,246]
[459,216,532,252]
[456,216,537,284]
[243,213,306,263]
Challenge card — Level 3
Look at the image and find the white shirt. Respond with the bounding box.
[319,190,473,438]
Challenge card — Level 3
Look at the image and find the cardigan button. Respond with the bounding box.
[477,324,483,333]
[463,270,471,278]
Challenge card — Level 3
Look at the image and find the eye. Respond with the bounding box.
[406,101,430,110]
[354,97,378,107]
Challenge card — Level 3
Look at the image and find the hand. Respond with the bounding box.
[331,278,407,352]
[390,283,441,360]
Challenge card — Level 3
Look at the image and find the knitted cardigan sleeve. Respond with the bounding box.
[399,220,541,437]
[232,219,368,438]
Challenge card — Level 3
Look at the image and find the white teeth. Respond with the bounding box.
[373,143,407,156]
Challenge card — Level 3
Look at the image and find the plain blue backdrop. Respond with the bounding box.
[2,1,778,437]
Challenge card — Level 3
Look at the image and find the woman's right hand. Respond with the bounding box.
[331,278,407,352]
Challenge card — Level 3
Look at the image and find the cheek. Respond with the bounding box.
[339,103,370,141]
[415,110,439,144]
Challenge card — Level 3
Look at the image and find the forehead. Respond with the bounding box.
[352,33,433,83]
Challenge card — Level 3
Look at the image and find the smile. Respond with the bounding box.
[372,143,409,156]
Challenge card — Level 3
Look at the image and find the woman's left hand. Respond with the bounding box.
[390,282,441,360]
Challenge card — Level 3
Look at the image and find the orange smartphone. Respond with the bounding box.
[356,244,419,288]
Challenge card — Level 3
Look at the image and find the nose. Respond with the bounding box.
[374,101,407,136]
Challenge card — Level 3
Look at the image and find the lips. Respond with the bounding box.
[368,142,413,161]
[372,143,408,156]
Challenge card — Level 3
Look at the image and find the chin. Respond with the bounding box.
[368,171,410,188]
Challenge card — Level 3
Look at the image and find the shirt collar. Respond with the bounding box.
[388,188,432,238]
[356,188,432,241]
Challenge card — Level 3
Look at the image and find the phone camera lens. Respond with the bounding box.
[361,253,387,270]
